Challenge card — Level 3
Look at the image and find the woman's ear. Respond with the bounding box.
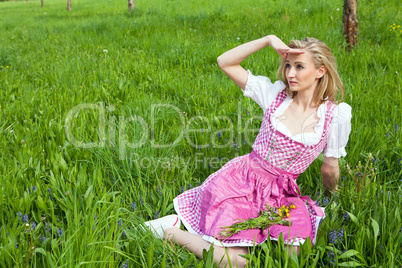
[316,65,327,79]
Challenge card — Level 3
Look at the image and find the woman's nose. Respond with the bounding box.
[287,67,296,78]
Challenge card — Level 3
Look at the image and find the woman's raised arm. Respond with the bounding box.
[217,35,304,90]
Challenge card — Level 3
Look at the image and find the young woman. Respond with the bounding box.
[144,35,352,267]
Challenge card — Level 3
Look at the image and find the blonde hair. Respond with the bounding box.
[276,37,344,106]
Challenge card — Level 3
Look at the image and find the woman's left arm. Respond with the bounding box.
[321,157,339,192]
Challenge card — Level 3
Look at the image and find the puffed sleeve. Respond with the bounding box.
[323,103,352,158]
[243,70,286,113]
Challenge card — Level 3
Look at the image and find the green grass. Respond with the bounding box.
[0,0,401,266]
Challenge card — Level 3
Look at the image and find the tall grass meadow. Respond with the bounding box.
[0,0,401,266]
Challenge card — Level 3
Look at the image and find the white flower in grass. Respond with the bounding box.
[337,8,340,11]
[237,37,240,40]
[304,9,307,12]
[103,49,108,53]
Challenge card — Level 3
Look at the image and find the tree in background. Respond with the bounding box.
[128,0,135,13]
[41,0,44,8]
[67,0,71,11]
[343,0,358,50]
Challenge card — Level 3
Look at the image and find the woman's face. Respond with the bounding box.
[285,51,325,94]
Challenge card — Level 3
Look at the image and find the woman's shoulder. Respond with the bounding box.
[243,70,287,112]
[329,102,352,123]
[245,70,286,92]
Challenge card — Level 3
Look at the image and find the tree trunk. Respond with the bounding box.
[128,0,135,13]
[343,0,358,50]
[41,0,44,8]
[67,0,72,11]
[26,0,29,4]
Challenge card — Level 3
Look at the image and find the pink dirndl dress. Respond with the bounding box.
[173,89,337,247]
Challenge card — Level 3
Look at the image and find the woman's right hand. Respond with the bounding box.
[217,35,305,89]
[268,35,305,58]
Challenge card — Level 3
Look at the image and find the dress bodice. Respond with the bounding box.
[252,90,336,174]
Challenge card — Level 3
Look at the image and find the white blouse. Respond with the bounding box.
[243,70,352,158]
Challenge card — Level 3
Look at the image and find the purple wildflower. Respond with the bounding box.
[328,250,335,265]
[44,223,50,234]
[22,214,29,223]
[343,213,349,223]
[323,197,329,206]
[338,228,344,242]
[217,131,222,139]
[329,229,337,244]
[58,227,63,237]
[131,202,137,211]
[31,222,37,230]
[17,212,22,221]
[154,210,160,219]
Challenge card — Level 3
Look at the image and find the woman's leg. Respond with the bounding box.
[286,245,300,256]
[165,227,249,268]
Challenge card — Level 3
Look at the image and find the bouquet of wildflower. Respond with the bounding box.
[219,204,296,238]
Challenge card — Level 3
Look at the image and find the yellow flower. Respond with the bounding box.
[285,208,289,213]
[393,27,396,30]
[281,205,285,209]
[290,204,296,209]
[286,213,290,218]
[279,213,282,217]
[278,209,282,213]
[6,66,9,68]
[398,25,401,28]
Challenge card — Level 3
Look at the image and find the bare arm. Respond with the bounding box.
[321,157,340,193]
[217,35,304,90]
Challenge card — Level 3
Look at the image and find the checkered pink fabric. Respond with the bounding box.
[253,90,336,174]
[174,89,336,247]
[307,205,318,242]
